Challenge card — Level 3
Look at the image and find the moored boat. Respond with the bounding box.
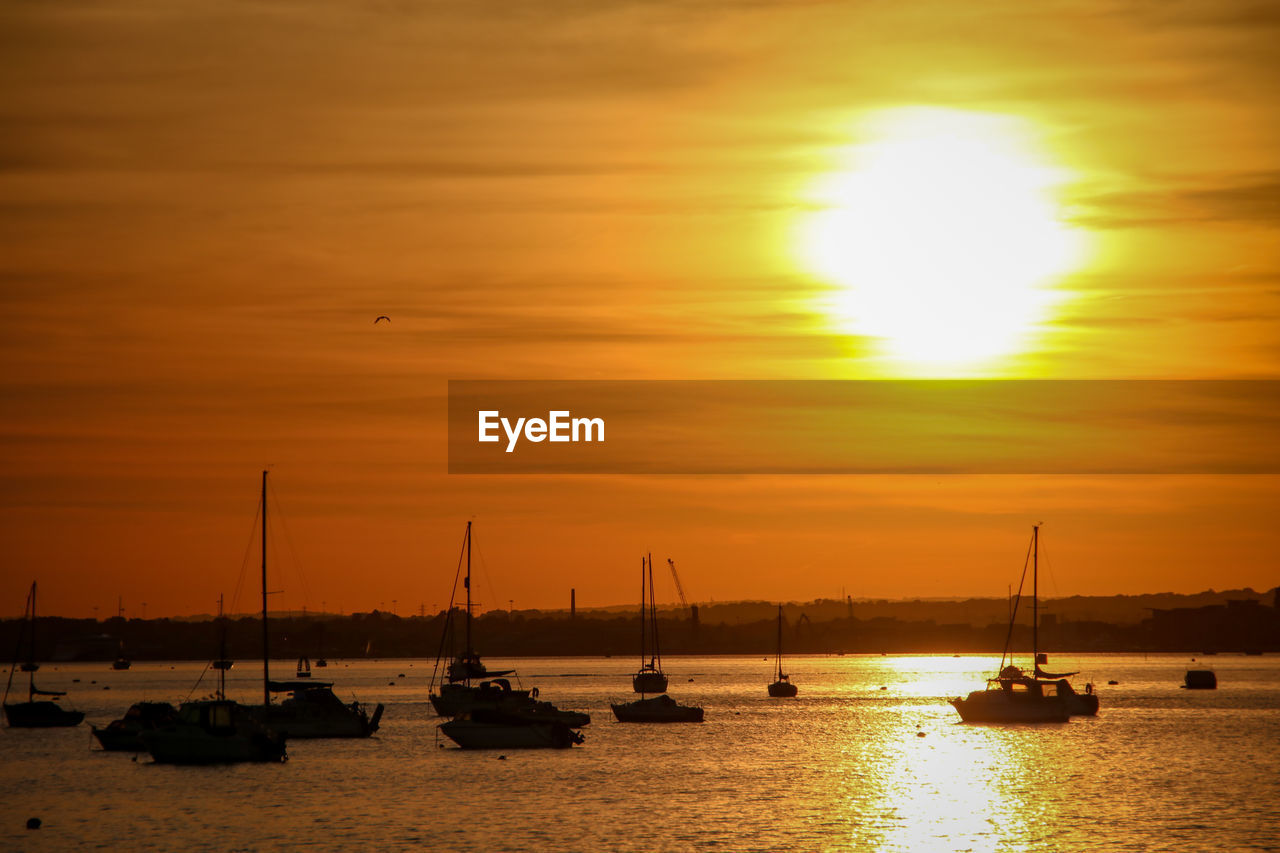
[632,554,670,694]
[239,471,382,738]
[256,679,383,738]
[767,604,798,698]
[951,525,1096,723]
[429,521,588,728]
[612,693,704,723]
[3,582,85,728]
[439,709,584,749]
[1184,669,1217,689]
[141,699,287,764]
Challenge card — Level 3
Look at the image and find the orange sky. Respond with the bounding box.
[2,1,1278,617]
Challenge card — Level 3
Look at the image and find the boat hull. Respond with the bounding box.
[4,701,85,728]
[142,729,288,764]
[141,700,288,764]
[612,695,704,723]
[632,671,669,694]
[253,683,383,738]
[768,680,798,698]
[1184,670,1217,689]
[950,690,1069,723]
[431,680,590,727]
[439,719,583,749]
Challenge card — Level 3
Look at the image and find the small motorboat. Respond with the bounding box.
[1184,670,1217,689]
[611,693,704,723]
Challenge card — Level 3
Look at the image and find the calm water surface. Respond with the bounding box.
[2,654,1278,851]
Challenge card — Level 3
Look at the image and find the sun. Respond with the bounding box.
[801,108,1086,371]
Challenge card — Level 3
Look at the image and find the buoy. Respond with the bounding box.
[688,678,694,682]
[388,682,395,686]
[103,685,110,690]
[398,674,405,678]
[880,686,887,691]
[27,817,41,830]
[498,755,507,760]
[917,731,926,738]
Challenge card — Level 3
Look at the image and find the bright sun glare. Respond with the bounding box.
[802,108,1086,370]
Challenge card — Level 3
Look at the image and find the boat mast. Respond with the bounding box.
[217,593,226,700]
[1032,524,1039,672]
[776,604,784,680]
[261,469,270,706]
[28,581,37,700]
[639,556,646,666]
[648,551,660,671]
[464,520,472,664]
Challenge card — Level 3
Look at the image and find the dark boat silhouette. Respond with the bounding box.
[767,604,798,698]
[951,525,1098,723]
[429,521,588,729]
[3,581,85,728]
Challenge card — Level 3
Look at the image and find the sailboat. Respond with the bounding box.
[3,582,85,728]
[111,640,132,671]
[951,525,1098,723]
[431,522,588,748]
[612,553,703,723]
[767,604,798,697]
[141,476,289,764]
[244,471,382,738]
[631,554,668,694]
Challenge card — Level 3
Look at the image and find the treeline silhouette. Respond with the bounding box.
[5,597,1278,661]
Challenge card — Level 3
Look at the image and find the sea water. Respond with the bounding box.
[2,654,1278,852]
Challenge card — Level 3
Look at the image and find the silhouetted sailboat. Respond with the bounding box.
[3,582,85,728]
[767,604,798,697]
[141,476,288,763]
[631,554,668,694]
[951,525,1097,723]
[612,553,703,723]
[430,521,588,730]
[244,471,381,738]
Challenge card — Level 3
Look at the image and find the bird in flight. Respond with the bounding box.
[374,315,391,324]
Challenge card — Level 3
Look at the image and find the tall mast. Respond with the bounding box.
[648,551,660,670]
[776,604,783,679]
[261,469,270,706]
[1032,524,1039,671]
[28,582,37,699]
[464,520,472,661]
[217,593,227,700]
[639,556,646,665]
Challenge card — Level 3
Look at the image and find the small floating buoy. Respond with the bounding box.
[103,685,110,690]
[688,678,694,682]
[27,817,41,830]
[497,755,507,761]
[916,731,926,738]
[879,686,887,691]
[398,674,405,678]
[388,682,395,686]
[735,712,741,716]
